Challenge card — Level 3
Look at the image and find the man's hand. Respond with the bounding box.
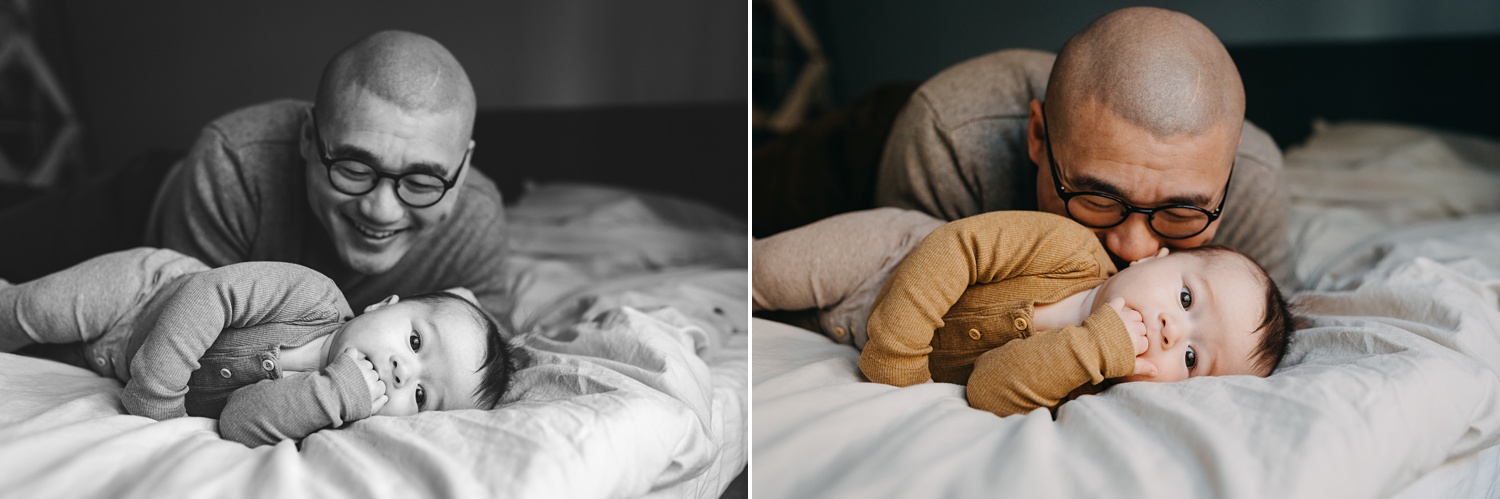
[341,347,388,414]
[1106,297,1157,377]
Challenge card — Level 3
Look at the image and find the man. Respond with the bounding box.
[876,7,1289,283]
[144,30,511,318]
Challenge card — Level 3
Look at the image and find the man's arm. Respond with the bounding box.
[873,49,1056,221]
[218,352,374,447]
[874,92,981,221]
[859,211,1113,387]
[965,305,1136,417]
[143,125,257,267]
[122,262,351,420]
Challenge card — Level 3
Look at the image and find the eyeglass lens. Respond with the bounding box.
[328,161,447,206]
[1066,193,1210,238]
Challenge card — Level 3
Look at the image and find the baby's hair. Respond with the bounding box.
[1173,245,1293,376]
[402,291,516,409]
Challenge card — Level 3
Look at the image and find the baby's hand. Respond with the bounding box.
[1106,297,1157,377]
[341,347,388,414]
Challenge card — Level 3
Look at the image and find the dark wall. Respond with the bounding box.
[790,0,1500,108]
[758,0,1500,147]
[43,1,747,191]
[473,102,746,219]
[1230,36,1500,147]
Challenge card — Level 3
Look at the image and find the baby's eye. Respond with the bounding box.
[1184,347,1197,370]
[409,330,422,352]
[1179,286,1193,310]
[415,385,427,410]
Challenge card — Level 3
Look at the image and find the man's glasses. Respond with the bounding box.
[1042,103,1231,240]
[311,109,468,208]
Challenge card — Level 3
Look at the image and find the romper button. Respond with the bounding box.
[95,356,106,367]
[219,368,232,378]
[1014,317,1030,331]
[832,326,847,340]
[262,359,276,371]
[968,328,982,340]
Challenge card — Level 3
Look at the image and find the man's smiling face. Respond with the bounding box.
[303,87,471,275]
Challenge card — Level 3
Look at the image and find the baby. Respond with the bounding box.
[754,209,1293,417]
[0,247,516,446]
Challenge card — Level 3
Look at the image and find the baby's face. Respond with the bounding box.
[324,298,488,415]
[1091,251,1267,383]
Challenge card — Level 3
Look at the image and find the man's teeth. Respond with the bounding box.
[354,222,398,239]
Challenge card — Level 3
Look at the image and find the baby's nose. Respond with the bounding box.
[1159,316,1178,347]
[392,359,408,386]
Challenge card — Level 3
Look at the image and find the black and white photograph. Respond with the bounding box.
[0,2,747,498]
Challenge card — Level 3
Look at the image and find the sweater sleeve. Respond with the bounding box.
[873,90,984,221]
[860,211,1111,387]
[965,304,1136,417]
[121,262,351,420]
[144,124,255,267]
[218,353,373,447]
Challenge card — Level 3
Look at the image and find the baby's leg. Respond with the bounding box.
[753,207,943,347]
[0,248,207,369]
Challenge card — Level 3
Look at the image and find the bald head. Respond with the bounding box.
[316,30,477,146]
[1047,7,1244,141]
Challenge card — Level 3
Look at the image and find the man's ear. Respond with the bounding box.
[364,294,400,313]
[443,286,480,306]
[1026,98,1048,170]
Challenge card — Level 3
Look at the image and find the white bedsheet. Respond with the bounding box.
[751,121,1500,498]
[0,184,748,499]
[753,234,1500,497]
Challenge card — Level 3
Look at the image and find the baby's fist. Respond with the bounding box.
[341,347,388,414]
[1106,297,1148,355]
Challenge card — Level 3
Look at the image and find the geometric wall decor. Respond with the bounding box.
[0,0,81,187]
[751,0,828,134]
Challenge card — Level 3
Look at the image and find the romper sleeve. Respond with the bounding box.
[121,262,351,420]
[218,352,373,447]
[964,305,1137,417]
[859,211,1109,387]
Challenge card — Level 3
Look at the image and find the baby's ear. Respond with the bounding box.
[364,294,400,313]
[443,286,480,306]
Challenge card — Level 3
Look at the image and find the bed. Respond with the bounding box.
[750,120,1500,498]
[0,183,748,499]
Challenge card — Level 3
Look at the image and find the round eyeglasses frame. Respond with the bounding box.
[1041,103,1232,240]
[310,109,468,208]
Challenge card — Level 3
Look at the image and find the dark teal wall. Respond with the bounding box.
[786,0,1500,105]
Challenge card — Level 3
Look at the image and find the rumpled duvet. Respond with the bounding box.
[0,183,747,499]
[753,217,1500,498]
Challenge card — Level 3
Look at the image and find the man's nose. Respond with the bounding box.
[1104,214,1163,264]
[359,179,405,224]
